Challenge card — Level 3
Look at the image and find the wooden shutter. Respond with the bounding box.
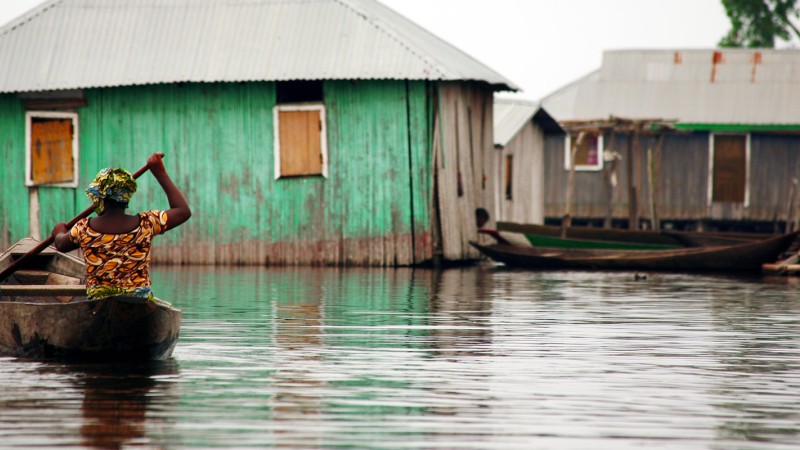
[278,109,322,177]
[31,118,74,185]
[712,135,746,203]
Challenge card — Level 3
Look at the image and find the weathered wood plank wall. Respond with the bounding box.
[641,133,710,220]
[544,131,800,226]
[749,134,800,221]
[544,133,621,219]
[494,121,545,224]
[434,82,493,261]
[0,97,29,246]
[1,80,436,265]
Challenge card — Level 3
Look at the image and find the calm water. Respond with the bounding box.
[1,265,799,449]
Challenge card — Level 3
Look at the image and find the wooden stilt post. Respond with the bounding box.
[563,131,584,237]
[626,128,635,230]
[787,178,798,233]
[603,131,616,229]
[648,133,664,231]
[795,182,800,232]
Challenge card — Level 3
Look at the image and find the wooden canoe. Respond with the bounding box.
[492,222,771,250]
[470,231,799,272]
[0,238,181,360]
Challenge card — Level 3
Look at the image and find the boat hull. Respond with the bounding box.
[0,297,181,360]
[471,231,798,272]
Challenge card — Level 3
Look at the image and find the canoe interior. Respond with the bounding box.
[496,222,772,250]
[0,238,86,283]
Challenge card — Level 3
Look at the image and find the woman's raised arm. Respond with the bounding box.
[147,153,192,230]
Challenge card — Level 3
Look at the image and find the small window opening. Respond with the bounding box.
[273,81,328,179]
[505,155,513,200]
[564,133,604,171]
[276,80,323,104]
[26,111,79,187]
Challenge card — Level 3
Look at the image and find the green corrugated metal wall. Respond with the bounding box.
[0,97,28,244]
[0,80,434,265]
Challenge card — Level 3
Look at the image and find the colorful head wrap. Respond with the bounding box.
[85,168,137,214]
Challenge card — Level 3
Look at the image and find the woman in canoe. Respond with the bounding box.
[52,153,191,302]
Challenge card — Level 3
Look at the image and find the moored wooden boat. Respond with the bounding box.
[493,221,771,250]
[0,238,181,360]
[470,231,799,272]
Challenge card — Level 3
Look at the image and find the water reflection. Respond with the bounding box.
[269,268,437,446]
[74,360,179,449]
[271,281,325,445]
[709,282,800,445]
[428,269,493,358]
[2,267,799,449]
[0,358,178,449]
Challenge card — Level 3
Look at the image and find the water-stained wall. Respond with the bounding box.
[433,82,494,261]
[544,131,800,229]
[0,80,441,265]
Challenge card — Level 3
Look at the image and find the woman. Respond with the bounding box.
[52,153,191,302]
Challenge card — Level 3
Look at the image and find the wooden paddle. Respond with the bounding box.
[0,154,162,282]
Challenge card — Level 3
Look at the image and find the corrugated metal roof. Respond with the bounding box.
[0,0,518,93]
[494,98,539,146]
[494,97,562,146]
[541,49,800,125]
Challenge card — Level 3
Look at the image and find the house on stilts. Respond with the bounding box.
[541,49,800,233]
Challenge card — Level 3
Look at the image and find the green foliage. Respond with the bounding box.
[719,0,800,47]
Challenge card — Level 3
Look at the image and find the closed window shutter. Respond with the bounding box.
[31,118,74,185]
[279,109,322,176]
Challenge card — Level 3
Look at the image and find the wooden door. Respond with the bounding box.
[712,135,746,203]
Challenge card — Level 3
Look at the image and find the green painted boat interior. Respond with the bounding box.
[523,234,683,250]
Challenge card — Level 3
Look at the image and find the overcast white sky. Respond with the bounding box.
[380,0,731,99]
[0,0,732,100]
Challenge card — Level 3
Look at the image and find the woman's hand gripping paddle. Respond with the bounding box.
[0,154,164,282]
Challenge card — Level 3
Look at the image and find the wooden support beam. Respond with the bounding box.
[762,251,800,275]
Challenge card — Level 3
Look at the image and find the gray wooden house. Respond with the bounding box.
[0,0,518,266]
[541,49,800,232]
[491,97,563,224]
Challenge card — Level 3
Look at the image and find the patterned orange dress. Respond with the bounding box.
[69,210,168,301]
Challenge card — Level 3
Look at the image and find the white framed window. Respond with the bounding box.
[273,103,328,179]
[707,133,750,207]
[564,133,604,171]
[25,111,79,187]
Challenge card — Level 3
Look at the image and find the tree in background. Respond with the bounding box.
[719,0,800,47]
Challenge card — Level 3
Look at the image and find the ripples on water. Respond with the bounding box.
[1,266,799,449]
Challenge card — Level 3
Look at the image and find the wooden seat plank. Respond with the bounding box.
[1,285,87,296]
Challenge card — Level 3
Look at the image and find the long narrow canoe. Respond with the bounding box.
[470,231,799,272]
[0,238,181,360]
[494,222,771,250]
